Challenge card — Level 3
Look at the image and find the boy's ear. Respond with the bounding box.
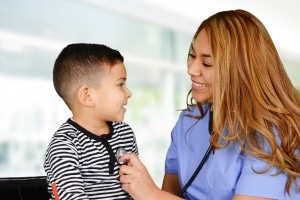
[77,86,94,107]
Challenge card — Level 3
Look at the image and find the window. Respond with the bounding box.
[1,0,299,185]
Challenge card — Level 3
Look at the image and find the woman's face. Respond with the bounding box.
[187,29,214,103]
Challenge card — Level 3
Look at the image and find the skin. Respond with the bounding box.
[72,62,132,136]
[119,30,272,200]
[162,29,214,196]
[120,153,273,200]
[187,29,214,104]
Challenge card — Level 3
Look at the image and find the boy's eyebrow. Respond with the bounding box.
[116,77,127,81]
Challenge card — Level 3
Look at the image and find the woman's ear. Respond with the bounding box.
[77,86,94,107]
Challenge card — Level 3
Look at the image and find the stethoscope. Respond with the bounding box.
[115,110,213,198]
[177,110,213,197]
[115,147,128,165]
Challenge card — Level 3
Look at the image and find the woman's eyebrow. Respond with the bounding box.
[191,44,211,57]
[201,53,211,58]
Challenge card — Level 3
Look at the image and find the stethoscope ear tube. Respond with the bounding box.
[177,145,212,197]
[177,110,213,198]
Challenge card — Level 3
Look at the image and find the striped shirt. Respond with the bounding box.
[44,119,138,200]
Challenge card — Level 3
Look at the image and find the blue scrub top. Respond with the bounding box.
[165,104,299,200]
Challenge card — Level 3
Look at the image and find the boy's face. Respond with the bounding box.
[91,62,132,122]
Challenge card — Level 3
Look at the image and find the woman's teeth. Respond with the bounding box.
[193,82,206,87]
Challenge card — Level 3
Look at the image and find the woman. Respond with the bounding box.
[119,9,300,200]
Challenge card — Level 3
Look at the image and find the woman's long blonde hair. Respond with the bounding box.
[189,9,300,194]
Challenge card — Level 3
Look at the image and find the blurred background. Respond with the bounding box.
[1,0,300,186]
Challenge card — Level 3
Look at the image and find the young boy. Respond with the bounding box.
[44,43,138,200]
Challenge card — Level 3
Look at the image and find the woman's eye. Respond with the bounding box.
[203,63,212,67]
[188,53,196,58]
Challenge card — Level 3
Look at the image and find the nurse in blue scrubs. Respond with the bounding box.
[119,9,300,200]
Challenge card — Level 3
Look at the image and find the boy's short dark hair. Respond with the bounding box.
[53,43,124,109]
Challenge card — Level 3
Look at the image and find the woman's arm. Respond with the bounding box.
[119,153,275,200]
[162,174,181,195]
[119,153,183,200]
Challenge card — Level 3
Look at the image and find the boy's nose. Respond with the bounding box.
[126,87,132,98]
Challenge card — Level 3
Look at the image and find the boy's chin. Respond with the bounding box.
[114,116,124,122]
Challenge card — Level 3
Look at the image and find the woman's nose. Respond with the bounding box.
[188,60,201,76]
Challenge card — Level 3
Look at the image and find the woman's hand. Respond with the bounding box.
[119,153,160,200]
[119,153,183,200]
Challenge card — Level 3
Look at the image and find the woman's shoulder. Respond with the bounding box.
[174,103,210,128]
[181,103,210,115]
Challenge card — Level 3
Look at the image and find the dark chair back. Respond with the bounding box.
[0,176,50,200]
